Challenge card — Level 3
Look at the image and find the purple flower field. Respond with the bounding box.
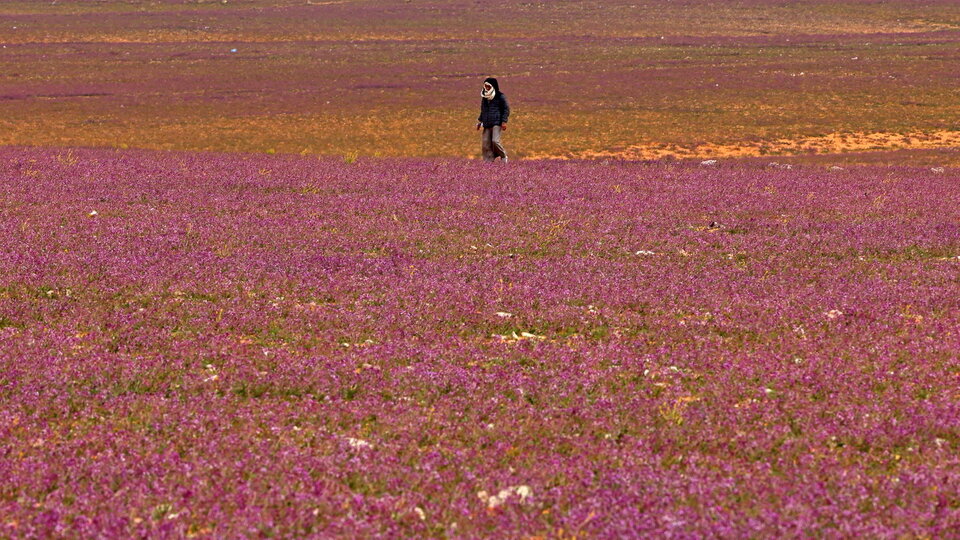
[2,146,959,537]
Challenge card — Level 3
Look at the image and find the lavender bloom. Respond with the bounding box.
[1,147,959,537]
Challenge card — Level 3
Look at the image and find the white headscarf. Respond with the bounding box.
[481,84,496,100]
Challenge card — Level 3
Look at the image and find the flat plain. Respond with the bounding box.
[4,147,960,536]
[1,0,959,162]
[2,1,960,538]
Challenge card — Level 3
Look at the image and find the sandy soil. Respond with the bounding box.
[528,130,960,161]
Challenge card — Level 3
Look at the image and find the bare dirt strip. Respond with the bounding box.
[527,130,960,162]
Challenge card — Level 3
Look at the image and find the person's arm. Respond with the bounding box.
[477,99,484,129]
[501,94,510,128]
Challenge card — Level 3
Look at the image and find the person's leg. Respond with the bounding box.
[481,127,495,162]
[491,125,508,162]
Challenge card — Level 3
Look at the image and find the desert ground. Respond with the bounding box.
[2,1,959,537]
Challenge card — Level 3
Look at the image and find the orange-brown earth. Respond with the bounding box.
[530,130,960,163]
[1,0,959,163]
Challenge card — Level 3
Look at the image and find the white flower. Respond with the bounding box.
[478,485,534,508]
[414,507,426,521]
[700,159,718,166]
[825,309,843,319]
[931,167,945,174]
[345,437,373,449]
[495,311,513,318]
[493,331,545,343]
[88,210,98,216]
[635,250,655,256]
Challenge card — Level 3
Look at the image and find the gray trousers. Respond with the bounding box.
[481,125,508,162]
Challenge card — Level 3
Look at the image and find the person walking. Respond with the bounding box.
[476,77,510,162]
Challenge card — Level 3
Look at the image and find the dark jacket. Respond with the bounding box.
[478,77,510,128]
